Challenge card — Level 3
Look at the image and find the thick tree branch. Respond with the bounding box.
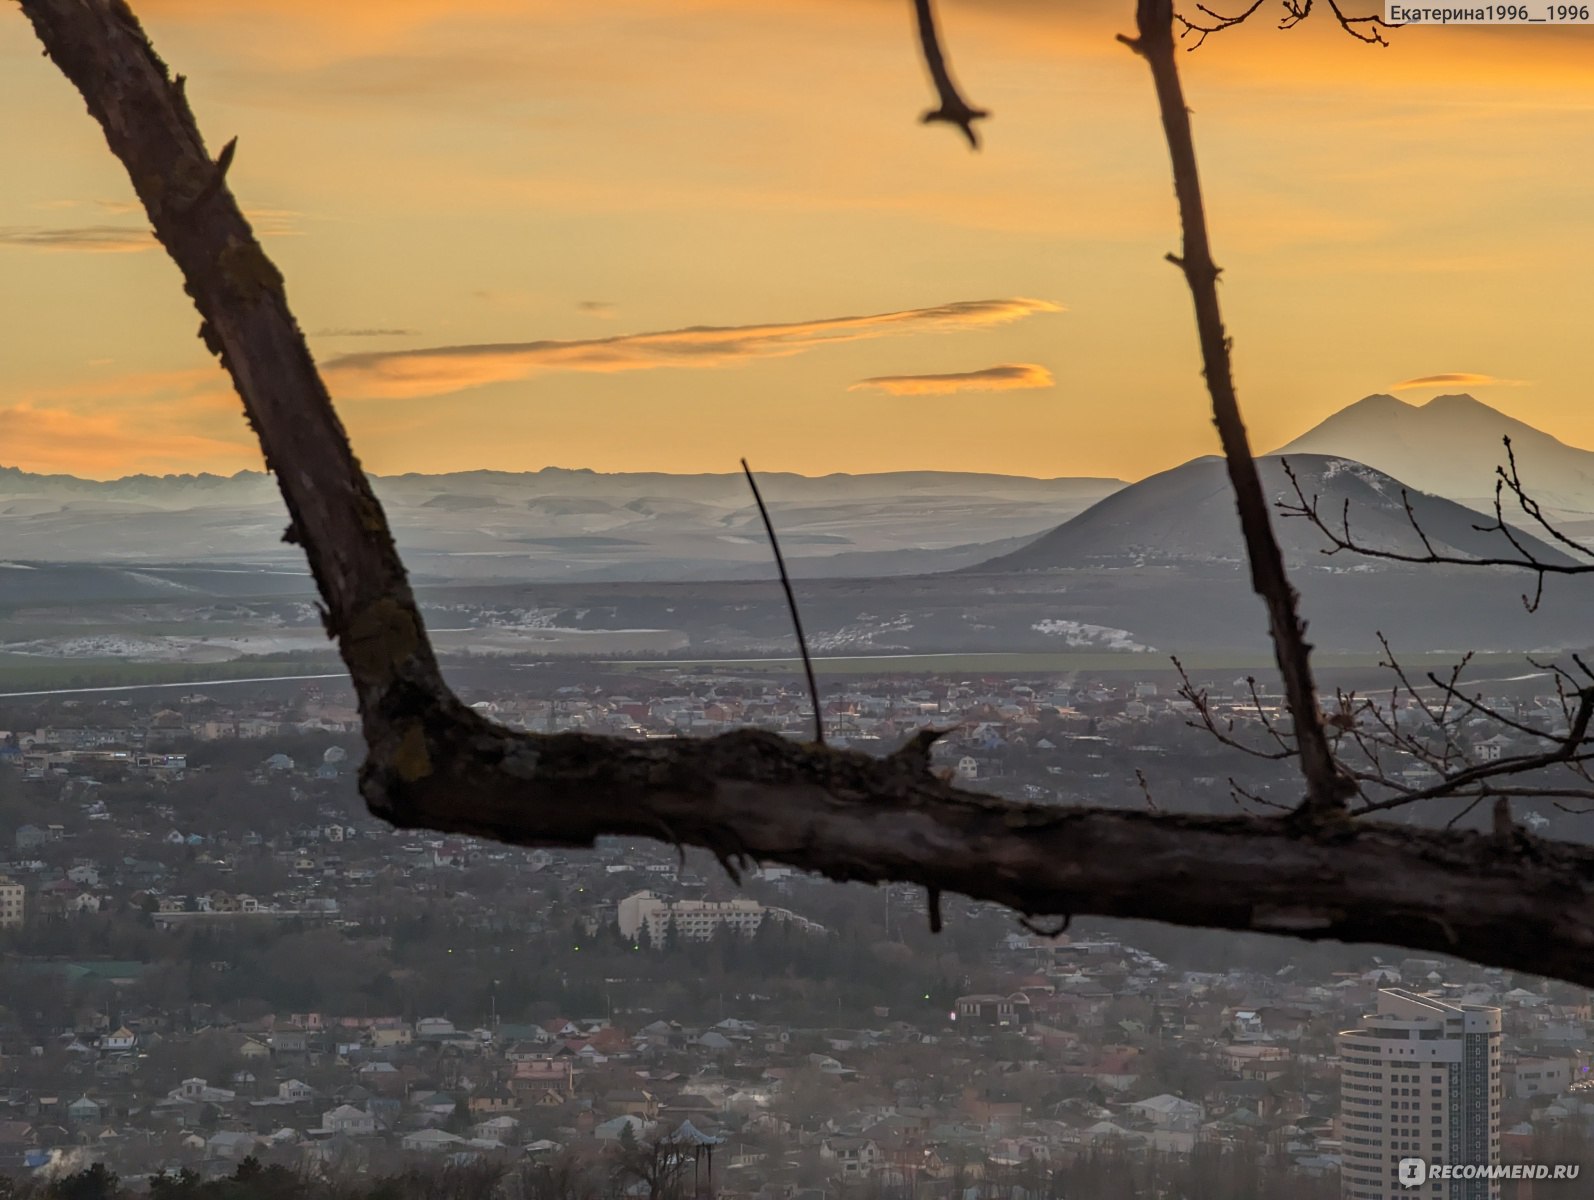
[1120,0,1352,821]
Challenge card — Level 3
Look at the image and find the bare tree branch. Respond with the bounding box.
[911,0,989,148]
[1275,446,1594,613]
[741,458,824,746]
[1120,0,1352,822]
[1176,0,1395,47]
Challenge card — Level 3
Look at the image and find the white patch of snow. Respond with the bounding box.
[1320,458,1390,497]
[1030,619,1153,652]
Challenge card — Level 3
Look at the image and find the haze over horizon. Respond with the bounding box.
[0,391,1585,485]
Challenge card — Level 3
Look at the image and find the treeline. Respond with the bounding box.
[17,1147,1349,1200]
[18,1160,535,1200]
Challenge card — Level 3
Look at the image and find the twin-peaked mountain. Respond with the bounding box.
[1275,393,1594,521]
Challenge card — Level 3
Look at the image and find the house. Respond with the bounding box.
[473,1116,519,1142]
[820,1137,881,1178]
[468,1084,516,1114]
[206,1130,259,1161]
[1125,1094,1204,1154]
[607,1090,659,1119]
[170,1078,236,1104]
[401,1128,465,1154]
[278,1079,316,1103]
[413,1092,458,1119]
[594,1115,648,1142]
[510,1057,573,1095]
[370,1026,413,1049]
[238,1038,272,1062]
[322,1105,377,1136]
[15,825,50,851]
[100,1027,136,1054]
[954,993,1031,1028]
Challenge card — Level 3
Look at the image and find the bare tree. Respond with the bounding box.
[17,0,1594,990]
[610,1128,689,1200]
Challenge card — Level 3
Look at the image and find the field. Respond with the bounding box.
[0,653,343,694]
[606,649,1551,677]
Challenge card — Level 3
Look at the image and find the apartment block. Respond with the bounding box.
[1339,988,1502,1200]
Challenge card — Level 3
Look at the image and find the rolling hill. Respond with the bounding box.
[970,454,1573,573]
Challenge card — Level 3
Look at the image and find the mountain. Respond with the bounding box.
[1275,393,1594,520]
[1,453,1587,662]
[0,464,1123,582]
[971,453,1573,573]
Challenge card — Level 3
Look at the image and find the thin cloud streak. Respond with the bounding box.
[0,225,154,253]
[1392,372,1531,390]
[323,298,1064,400]
[311,328,419,338]
[849,363,1055,396]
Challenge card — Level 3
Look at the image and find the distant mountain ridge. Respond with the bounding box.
[1275,393,1594,519]
[0,463,1124,582]
[0,462,1119,499]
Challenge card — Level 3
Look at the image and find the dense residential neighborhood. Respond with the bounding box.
[0,671,1590,1196]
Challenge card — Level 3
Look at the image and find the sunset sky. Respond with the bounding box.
[4,1,1594,480]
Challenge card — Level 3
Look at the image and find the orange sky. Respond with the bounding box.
[4,1,1594,480]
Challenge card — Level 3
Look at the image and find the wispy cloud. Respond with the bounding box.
[323,298,1064,400]
[311,328,419,338]
[1391,372,1531,390]
[578,300,617,318]
[0,225,154,253]
[849,363,1055,396]
[0,401,250,476]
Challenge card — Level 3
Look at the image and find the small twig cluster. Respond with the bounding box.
[1175,639,1594,823]
[1275,438,1594,613]
[1175,0,1396,48]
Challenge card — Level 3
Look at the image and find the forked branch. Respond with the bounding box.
[1276,447,1594,613]
[1120,0,1352,822]
[1176,0,1395,47]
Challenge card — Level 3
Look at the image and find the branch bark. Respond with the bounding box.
[911,0,988,148]
[21,0,1594,991]
[1120,0,1352,821]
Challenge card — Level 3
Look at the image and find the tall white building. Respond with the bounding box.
[1339,988,1502,1200]
[0,877,23,929]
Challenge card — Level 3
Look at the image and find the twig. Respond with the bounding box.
[1177,0,1394,45]
[1135,768,1159,812]
[1121,0,1351,822]
[911,0,988,149]
[1275,450,1591,617]
[742,459,824,746]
